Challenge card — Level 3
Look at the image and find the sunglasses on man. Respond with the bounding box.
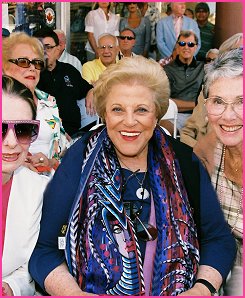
[177,41,197,48]
[118,36,135,41]
[8,58,45,70]
[2,120,40,144]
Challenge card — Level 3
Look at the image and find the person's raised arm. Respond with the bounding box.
[171,98,195,112]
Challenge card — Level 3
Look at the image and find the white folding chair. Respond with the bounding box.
[161,99,178,138]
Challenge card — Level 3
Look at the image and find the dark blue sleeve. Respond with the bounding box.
[29,136,89,290]
[195,154,237,279]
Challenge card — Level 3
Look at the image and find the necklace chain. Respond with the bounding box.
[119,159,147,188]
[220,145,243,233]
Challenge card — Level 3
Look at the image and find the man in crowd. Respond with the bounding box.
[34,28,92,137]
[82,33,119,116]
[54,29,82,72]
[82,33,119,85]
[163,30,204,131]
[117,28,137,59]
[156,2,200,59]
[195,2,215,61]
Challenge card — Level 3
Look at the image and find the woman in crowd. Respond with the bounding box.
[194,48,243,296]
[85,2,120,61]
[29,56,235,296]
[180,33,243,147]
[120,3,151,57]
[2,32,67,175]
[2,75,49,296]
[184,8,194,19]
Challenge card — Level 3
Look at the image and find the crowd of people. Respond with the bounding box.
[2,1,243,297]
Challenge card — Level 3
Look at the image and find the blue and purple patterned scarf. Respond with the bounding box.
[65,125,199,295]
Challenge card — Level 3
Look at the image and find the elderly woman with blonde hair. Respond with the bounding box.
[2,32,67,175]
[29,56,235,296]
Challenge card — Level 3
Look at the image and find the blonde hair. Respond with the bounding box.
[2,32,44,72]
[93,56,170,122]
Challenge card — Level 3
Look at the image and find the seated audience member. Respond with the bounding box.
[118,28,137,59]
[156,2,200,59]
[180,48,219,147]
[2,75,49,296]
[82,33,119,85]
[29,56,236,296]
[194,48,243,296]
[195,2,215,62]
[2,32,68,174]
[205,48,219,63]
[163,30,204,131]
[184,8,194,19]
[120,2,151,57]
[84,2,120,61]
[82,33,119,116]
[54,29,82,73]
[180,33,243,147]
[34,28,93,137]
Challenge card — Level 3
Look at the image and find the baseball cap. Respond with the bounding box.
[195,2,210,13]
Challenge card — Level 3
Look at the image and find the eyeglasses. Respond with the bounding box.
[124,202,157,242]
[205,96,243,116]
[98,44,115,50]
[118,36,135,41]
[2,120,40,144]
[177,41,197,48]
[44,44,57,51]
[8,58,45,70]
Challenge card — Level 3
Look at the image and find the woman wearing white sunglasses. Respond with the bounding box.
[2,75,49,296]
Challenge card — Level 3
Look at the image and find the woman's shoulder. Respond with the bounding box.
[193,131,217,173]
[14,166,50,186]
[63,131,94,160]
[10,167,49,210]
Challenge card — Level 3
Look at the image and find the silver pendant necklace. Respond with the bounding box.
[135,171,150,200]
